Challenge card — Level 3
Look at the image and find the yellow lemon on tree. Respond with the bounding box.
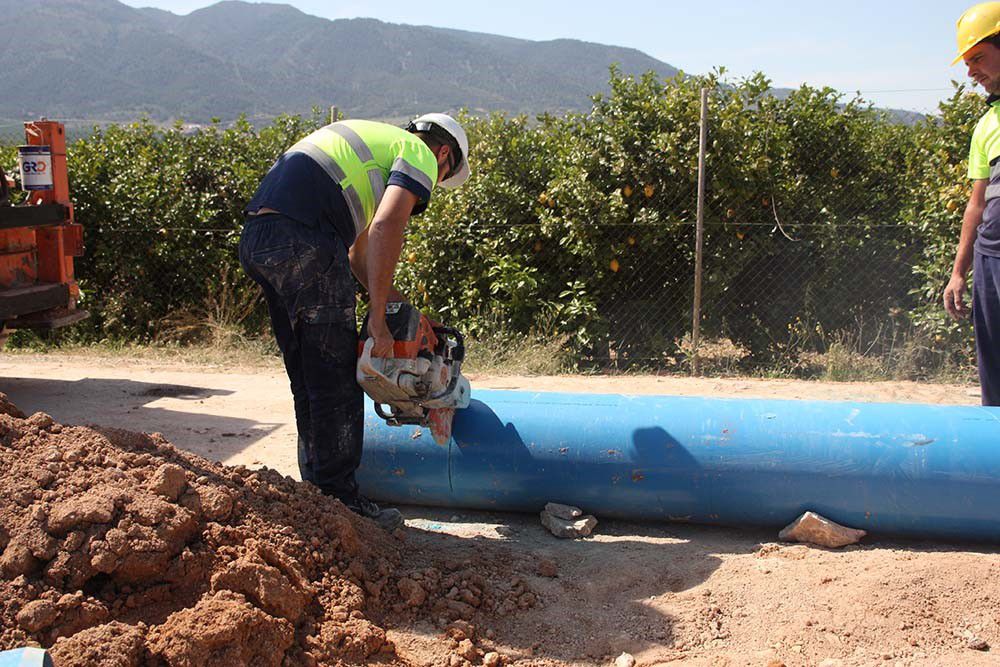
[609,258,620,273]
[643,184,655,198]
[627,236,636,246]
[623,185,633,198]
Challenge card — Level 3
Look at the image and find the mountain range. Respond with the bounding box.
[0,0,680,125]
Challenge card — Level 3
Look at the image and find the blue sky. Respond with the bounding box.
[122,0,979,114]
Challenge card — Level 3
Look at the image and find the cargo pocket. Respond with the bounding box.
[314,239,357,303]
[300,303,359,367]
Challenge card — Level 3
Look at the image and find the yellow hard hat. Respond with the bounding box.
[954,2,1000,65]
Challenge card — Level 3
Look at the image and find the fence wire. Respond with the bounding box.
[2,90,949,376]
[436,88,934,373]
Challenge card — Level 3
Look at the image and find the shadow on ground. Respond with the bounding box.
[385,505,770,664]
[0,376,281,462]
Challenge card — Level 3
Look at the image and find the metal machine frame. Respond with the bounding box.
[0,120,87,331]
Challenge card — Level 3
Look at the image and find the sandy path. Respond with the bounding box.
[0,353,995,666]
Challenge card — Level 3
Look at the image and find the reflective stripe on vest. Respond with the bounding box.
[289,122,413,238]
[325,123,388,223]
[287,120,437,238]
[391,157,433,193]
[286,135,370,237]
[284,140,367,233]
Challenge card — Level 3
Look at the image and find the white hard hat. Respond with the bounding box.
[406,112,470,188]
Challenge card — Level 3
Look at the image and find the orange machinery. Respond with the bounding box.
[0,120,87,333]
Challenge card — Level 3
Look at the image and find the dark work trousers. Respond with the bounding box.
[973,251,1000,406]
[238,213,363,500]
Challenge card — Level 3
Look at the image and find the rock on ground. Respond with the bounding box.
[540,511,598,539]
[544,502,583,521]
[614,652,636,667]
[778,511,866,548]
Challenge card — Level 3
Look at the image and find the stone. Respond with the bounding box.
[967,637,989,651]
[445,620,475,641]
[778,511,866,548]
[149,464,188,501]
[445,599,476,620]
[614,653,636,667]
[455,638,479,661]
[544,502,583,521]
[535,559,558,578]
[483,652,501,667]
[397,578,427,608]
[540,510,597,539]
[16,599,59,633]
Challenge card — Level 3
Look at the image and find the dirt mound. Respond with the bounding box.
[0,397,535,666]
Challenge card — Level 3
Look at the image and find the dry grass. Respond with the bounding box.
[155,266,263,348]
[463,331,573,376]
[0,340,282,372]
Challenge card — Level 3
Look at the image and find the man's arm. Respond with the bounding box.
[364,184,419,357]
[349,226,406,299]
[944,179,988,320]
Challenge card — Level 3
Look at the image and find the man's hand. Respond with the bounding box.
[944,274,971,320]
[368,315,395,358]
[944,181,986,321]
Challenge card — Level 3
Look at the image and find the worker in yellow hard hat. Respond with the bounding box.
[945,2,1000,405]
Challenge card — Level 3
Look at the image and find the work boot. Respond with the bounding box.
[344,494,404,531]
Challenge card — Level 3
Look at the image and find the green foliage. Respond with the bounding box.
[902,86,983,361]
[697,76,921,363]
[64,114,322,340]
[399,69,942,368]
[0,69,985,375]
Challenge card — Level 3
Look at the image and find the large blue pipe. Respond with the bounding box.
[357,390,1000,541]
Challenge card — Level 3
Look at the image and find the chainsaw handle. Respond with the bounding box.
[425,325,465,403]
[374,401,426,426]
[432,325,465,362]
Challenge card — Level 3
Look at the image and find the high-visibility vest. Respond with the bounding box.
[970,98,1000,255]
[286,120,439,239]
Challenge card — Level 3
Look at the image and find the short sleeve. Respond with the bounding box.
[969,118,991,180]
[386,138,438,207]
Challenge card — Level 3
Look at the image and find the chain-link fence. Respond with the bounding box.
[689,87,931,376]
[0,84,970,378]
[430,87,941,376]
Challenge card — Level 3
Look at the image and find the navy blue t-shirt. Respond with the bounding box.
[245,152,355,246]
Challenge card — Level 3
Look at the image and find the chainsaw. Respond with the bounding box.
[357,302,470,445]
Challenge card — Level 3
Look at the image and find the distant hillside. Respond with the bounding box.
[0,0,924,128]
[0,0,679,124]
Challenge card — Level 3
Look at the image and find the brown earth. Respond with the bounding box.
[0,353,997,667]
[0,395,537,666]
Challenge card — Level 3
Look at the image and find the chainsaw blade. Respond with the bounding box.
[427,408,455,445]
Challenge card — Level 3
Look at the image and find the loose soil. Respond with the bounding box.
[0,353,997,667]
